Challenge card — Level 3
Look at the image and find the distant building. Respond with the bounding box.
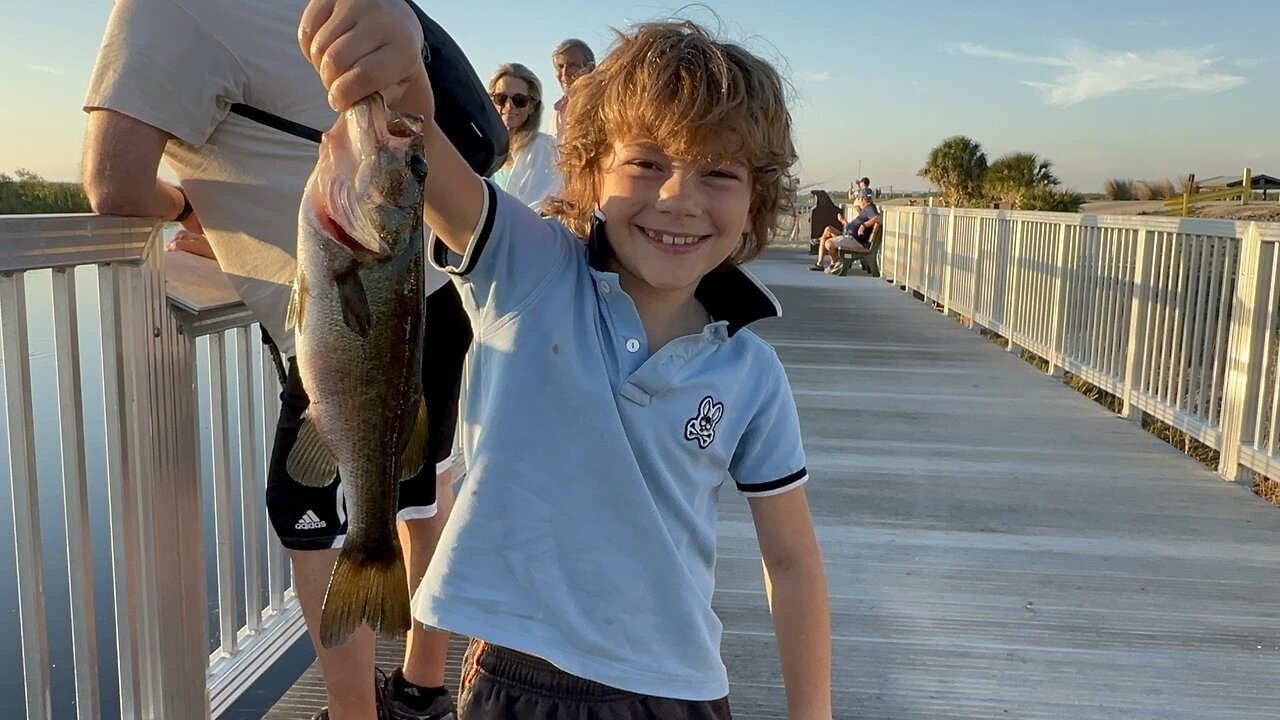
[1197,172,1280,199]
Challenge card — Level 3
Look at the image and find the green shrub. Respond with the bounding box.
[1019,186,1084,212]
[0,170,91,214]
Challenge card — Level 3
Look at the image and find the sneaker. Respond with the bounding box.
[382,667,457,720]
[808,263,826,271]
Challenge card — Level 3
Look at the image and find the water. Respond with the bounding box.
[0,266,296,718]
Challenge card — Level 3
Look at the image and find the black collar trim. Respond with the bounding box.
[585,217,781,336]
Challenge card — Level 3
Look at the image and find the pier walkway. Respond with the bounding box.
[262,247,1280,719]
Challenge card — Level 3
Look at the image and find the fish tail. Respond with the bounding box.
[318,541,411,648]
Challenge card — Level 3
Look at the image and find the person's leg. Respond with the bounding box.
[291,549,380,720]
[264,358,380,720]
[398,468,454,688]
[811,228,834,268]
[824,237,841,263]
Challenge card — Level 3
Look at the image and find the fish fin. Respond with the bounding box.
[286,418,339,487]
[319,540,410,648]
[399,398,429,482]
[285,272,306,331]
[335,268,371,338]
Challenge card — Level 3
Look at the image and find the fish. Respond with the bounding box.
[285,93,429,648]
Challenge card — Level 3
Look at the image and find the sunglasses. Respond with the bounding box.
[490,92,535,109]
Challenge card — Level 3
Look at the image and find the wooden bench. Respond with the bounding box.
[835,223,883,277]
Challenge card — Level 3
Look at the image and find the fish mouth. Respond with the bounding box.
[322,175,392,258]
[310,93,424,259]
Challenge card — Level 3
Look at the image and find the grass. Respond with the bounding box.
[951,311,1279,510]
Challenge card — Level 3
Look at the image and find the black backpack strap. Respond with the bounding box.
[226,2,506,172]
[229,103,323,144]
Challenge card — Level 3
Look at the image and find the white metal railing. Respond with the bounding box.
[882,206,1280,483]
[0,214,305,719]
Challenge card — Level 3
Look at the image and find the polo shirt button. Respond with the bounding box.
[625,338,641,353]
[600,281,612,293]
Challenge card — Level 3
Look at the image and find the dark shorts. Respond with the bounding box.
[264,281,472,550]
[459,641,733,720]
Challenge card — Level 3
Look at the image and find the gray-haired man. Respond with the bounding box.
[551,38,595,140]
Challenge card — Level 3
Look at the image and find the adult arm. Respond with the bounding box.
[82,109,203,234]
[298,0,482,255]
[858,207,882,236]
[749,488,833,720]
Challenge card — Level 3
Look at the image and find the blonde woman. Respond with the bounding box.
[488,63,561,209]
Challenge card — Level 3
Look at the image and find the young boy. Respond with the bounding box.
[300,4,832,718]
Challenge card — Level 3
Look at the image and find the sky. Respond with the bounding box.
[1,0,1276,193]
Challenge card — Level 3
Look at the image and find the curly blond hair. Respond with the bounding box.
[544,21,797,266]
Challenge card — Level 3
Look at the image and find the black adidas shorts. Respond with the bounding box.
[265,281,472,551]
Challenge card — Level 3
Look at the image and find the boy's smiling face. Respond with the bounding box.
[597,138,752,299]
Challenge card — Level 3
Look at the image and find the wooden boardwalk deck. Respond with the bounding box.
[263,247,1280,719]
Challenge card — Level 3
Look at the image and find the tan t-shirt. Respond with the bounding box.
[85,0,446,356]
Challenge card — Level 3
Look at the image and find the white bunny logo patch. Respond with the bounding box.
[685,395,725,450]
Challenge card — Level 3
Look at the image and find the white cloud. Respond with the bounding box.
[947,41,1246,106]
[794,70,830,83]
[950,43,1069,68]
[1232,56,1278,69]
[25,64,60,75]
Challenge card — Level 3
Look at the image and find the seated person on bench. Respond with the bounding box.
[812,188,880,273]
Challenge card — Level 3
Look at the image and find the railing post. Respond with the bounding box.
[880,209,896,283]
[0,271,52,720]
[99,262,148,720]
[1045,222,1072,377]
[1120,228,1156,422]
[941,208,957,316]
[902,210,917,292]
[967,217,986,332]
[1218,222,1266,482]
[125,236,212,718]
[50,267,102,719]
[1003,218,1025,352]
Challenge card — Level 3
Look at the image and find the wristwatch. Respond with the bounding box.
[174,187,194,222]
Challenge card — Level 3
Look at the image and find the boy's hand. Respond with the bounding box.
[298,0,428,113]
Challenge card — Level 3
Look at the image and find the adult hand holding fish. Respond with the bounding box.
[287,92,429,648]
[300,0,487,257]
[299,0,429,113]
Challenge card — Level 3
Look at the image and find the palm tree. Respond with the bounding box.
[986,152,1059,208]
[918,136,988,207]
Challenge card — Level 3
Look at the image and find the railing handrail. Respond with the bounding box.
[888,204,1280,241]
[0,214,160,274]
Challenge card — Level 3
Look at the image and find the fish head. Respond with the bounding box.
[307,93,427,259]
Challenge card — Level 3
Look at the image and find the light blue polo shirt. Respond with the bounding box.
[413,181,808,700]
